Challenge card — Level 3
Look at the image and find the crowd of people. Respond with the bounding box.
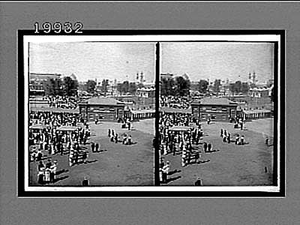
[159,95,205,183]
[36,159,58,184]
[29,103,92,184]
[220,129,246,145]
[44,95,78,109]
[159,96,191,109]
[108,129,134,145]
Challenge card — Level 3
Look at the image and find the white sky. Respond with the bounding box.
[29,41,274,84]
[29,42,156,83]
[161,42,274,83]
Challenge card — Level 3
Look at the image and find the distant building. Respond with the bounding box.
[29,73,62,95]
[136,84,155,98]
[191,97,238,121]
[79,97,125,121]
[160,73,174,80]
[248,87,270,98]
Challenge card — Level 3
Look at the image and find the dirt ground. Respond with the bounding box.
[161,118,274,186]
[29,119,155,186]
[29,118,274,187]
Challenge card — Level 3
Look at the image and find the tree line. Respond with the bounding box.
[161,76,256,97]
[43,77,78,96]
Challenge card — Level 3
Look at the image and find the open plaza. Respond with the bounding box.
[29,119,155,186]
[160,118,274,186]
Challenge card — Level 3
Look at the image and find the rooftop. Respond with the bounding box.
[160,107,192,114]
[84,97,125,106]
[192,97,238,106]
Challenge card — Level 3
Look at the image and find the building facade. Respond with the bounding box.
[191,97,238,121]
[79,97,125,122]
[29,73,62,95]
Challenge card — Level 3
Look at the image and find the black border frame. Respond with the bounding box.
[18,29,285,197]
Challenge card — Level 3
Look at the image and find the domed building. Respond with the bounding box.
[69,73,77,81]
[173,73,190,81]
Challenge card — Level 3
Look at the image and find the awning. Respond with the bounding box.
[30,107,79,114]
[169,126,191,132]
[56,126,78,132]
[160,107,192,114]
[243,109,271,114]
[29,124,47,130]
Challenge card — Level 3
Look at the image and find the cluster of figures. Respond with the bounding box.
[29,110,90,156]
[29,109,93,185]
[220,129,246,145]
[30,124,91,159]
[44,95,78,109]
[69,148,88,166]
[233,117,244,130]
[108,129,133,145]
[159,112,203,156]
[90,142,101,152]
[36,159,58,184]
[159,96,191,109]
[29,110,79,129]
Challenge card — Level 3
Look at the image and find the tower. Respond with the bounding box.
[140,72,143,83]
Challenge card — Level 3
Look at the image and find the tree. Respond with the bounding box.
[234,81,242,94]
[129,82,137,95]
[122,81,129,94]
[86,80,96,94]
[175,76,190,96]
[229,83,235,95]
[249,83,256,89]
[101,79,109,96]
[43,78,63,96]
[137,83,144,89]
[213,79,221,93]
[63,76,78,96]
[161,77,175,96]
[198,80,209,93]
[241,82,250,94]
[117,81,130,95]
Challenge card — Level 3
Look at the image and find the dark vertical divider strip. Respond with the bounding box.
[274,41,278,186]
[155,42,160,186]
[280,32,285,195]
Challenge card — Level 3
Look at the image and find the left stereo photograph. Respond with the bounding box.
[19,32,157,196]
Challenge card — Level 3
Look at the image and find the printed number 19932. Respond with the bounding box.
[34,22,83,34]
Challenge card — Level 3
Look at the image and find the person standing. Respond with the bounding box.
[95,143,99,152]
[207,143,212,152]
[91,142,95,152]
[82,177,89,186]
[235,135,239,145]
[83,151,88,164]
[194,151,200,163]
[37,170,44,185]
[227,133,231,143]
[163,161,170,182]
[115,134,119,143]
[241,135,245,145]
[195,177,202,186]
[44,168,51,184]
[203,142,207,153]
[46,159,52,169]
[50,160,57,183]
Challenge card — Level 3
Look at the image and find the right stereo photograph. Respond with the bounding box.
[157,33,284,196]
